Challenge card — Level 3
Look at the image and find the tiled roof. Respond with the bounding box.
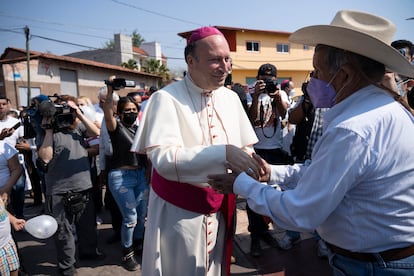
[0,47,160,78]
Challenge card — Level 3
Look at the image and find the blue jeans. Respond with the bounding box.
[108,168,148,248]
[286,230,301,240]
[328,250,414,275]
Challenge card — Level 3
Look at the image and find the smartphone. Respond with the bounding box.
[12,122,21,130]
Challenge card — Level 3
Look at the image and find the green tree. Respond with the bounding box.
[132,30,145,47]
[121,59,138,70]
[103,39,114,49]
[103,29,144,49]
[142,58,170,82]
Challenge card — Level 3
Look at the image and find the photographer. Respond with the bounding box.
[247,64,294,256]
[37,95,104,276]
[103,76,148,271]
[288,79,315,162]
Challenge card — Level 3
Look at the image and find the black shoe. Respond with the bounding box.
[122,247,139,271]
[106,233,121,244]
[260,232,279,248]
[250,237,262,257]
[59,268,78,276]
[79,249,106,261]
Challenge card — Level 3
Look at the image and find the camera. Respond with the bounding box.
[104,78,136,90]
[264,79,278,94]
[25,94,77,136]
[301,81,310,100]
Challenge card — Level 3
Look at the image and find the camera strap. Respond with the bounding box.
[259,99,278,138]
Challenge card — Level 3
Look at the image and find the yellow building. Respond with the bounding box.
[178,26,314,97]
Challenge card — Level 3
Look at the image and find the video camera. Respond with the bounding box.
[104,78,136,90]
[25,94,77,136]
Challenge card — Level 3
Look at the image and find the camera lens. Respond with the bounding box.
[265,79,277,93]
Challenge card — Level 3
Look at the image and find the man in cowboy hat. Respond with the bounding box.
[208,10,414,275]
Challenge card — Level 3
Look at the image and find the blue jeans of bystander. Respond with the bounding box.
[108,168,149,248]
[329,250,414,275]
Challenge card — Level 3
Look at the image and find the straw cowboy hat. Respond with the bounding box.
[289,10,414,78]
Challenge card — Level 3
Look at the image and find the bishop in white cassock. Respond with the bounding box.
[131,25,258,276]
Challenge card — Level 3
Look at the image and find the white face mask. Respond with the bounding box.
[396,79,409,97]
[289,89,296,98]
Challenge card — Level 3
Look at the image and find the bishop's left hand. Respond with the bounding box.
[208,145,261,193]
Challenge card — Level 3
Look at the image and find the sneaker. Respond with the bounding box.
[277,234,293,250]
[250,237,262,257]
[317,239,329,258]
[122,248,139,271]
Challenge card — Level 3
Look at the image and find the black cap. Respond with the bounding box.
[257,63,277,77]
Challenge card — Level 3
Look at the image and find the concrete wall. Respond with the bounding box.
[1,58,158,108]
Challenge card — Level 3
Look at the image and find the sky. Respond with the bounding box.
[1,0,413,74]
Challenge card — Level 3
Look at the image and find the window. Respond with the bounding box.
[246,41,260,52]
[303,45,311,50]
[276,43,290,53]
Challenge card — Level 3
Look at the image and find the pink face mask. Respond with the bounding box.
[306,75,338,108]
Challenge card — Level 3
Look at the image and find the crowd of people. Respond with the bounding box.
[1,9,414,276]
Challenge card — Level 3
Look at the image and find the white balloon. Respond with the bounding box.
[25,215,58,239]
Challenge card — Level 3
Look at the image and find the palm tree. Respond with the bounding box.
[132,30,145,47]
[142,58,170,83]
[121,59,138,70]
[103,39,115,49]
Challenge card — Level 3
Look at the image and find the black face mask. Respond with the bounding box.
[122,112,138,125]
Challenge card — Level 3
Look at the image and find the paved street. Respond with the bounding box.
[15,194,331,276]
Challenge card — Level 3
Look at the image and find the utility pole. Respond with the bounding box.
[25,25,31,106]
[12,65,18,107]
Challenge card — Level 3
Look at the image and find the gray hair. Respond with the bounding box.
[97,86,120,101]
[316,44,385,82]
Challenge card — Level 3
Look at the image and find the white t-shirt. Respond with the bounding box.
[0,116,24,147]
[253,92,289,149]
[0,141,18,189]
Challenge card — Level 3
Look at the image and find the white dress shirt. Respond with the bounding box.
[235,85,414,253]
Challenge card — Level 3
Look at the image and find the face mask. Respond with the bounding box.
[306,72,339,108]
[122,112,138,125]
[396,79,410,97]
[289,89,296,98]
[397,83,405,97]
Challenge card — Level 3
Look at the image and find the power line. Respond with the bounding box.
[110,0,201,26]
[0,12,112,32]
[23,28,186,61]
[31,34,99,50]
[24,25,110,40]
[0,27,25,34]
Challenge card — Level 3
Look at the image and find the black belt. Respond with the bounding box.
[327,242,414,262]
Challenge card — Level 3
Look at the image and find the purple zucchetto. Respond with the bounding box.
[188,26,224,44]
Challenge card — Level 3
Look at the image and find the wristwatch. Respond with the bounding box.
[41,123,53,130]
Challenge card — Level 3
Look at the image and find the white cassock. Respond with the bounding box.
[131,75,258,276]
